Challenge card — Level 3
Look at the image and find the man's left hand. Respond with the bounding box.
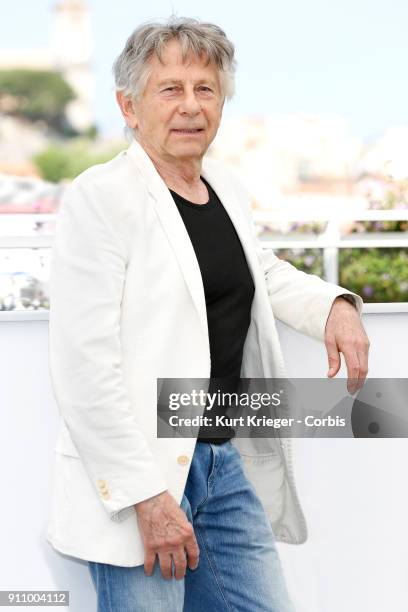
[324,296,370,394]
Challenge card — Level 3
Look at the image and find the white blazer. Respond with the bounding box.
[46,138,363,567]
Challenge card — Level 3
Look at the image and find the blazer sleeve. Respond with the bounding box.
[256,242,363,341]
[48,177,168,523]
[228,171,364,342]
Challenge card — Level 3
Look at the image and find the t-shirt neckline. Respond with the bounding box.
[169,176,213,209]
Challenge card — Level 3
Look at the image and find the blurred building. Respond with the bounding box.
[357,126,408,181]
[211,113,364,213]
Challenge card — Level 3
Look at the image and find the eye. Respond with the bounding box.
[198,86,212,92]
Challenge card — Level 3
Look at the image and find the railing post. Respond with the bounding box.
[321,217,341,284]
[323,246,339,284]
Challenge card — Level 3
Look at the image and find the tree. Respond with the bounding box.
[33,140,125,183]
[0,69,76,134]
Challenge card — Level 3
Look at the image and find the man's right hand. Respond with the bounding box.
[134,490,200,580]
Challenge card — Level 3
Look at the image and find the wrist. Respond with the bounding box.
[335,294,357,308]
[134,490,167,512]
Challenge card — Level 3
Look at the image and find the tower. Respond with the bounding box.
[51,0,94,131]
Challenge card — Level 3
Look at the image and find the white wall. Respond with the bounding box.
[1,308,407,612]
[276,308,408,612]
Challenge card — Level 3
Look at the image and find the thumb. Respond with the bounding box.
[327,344,341,378]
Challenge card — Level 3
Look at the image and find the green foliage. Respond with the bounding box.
[0,69,76,130]
[82,124,99,140]
[275,248,324,277]
[339,248,408,302]
[277,247,408,302]
[350,220,408,232]
[32,139,125,182]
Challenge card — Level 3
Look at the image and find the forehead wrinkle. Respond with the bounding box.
[156,77,218,87]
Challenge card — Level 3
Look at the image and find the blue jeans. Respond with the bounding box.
[88,440,295,611]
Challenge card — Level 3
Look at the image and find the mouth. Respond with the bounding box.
[171,128,204,135]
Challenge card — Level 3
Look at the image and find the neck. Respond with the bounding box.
[138,140,203,191]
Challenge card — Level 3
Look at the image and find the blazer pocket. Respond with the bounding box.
[54,421,81,458]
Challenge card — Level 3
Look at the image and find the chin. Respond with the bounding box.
[171,145,206,159]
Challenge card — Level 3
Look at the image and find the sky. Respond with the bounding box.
[0,0,407,142]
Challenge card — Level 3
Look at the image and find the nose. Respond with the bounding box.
[178,88,201,117]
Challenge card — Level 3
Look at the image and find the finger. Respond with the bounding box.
[343,348,361,394]
[354,334,370,391]
[172,549,187,580]
[355,347,369,389]
[326,338,341,377]
[158,552,173,580]
[143,550,156,576]
[185,535,200,570]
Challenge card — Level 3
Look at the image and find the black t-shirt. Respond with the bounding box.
[169,176,255,443]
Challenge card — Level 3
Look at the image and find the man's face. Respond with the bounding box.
[120,39,225,163]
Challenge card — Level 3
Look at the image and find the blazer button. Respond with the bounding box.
[101,490,111,500]
[177,455,190,466]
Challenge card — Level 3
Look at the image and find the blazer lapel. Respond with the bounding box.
[126,139,262,337]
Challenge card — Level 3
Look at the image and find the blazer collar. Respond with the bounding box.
[126,138,262,336]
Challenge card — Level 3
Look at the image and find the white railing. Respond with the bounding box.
[1,210,408,285]
[0,213,54,248]
[254,209,408,284]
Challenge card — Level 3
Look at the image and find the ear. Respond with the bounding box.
[115,91,138,129]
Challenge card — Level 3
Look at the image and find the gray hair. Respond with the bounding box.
[112,16,236,141]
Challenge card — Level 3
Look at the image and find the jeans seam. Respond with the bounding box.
[193,444,217,516]
[214,444,226,482]
[102,564,114,612]
[195,524,234,612]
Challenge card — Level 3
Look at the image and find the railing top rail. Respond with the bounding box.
[253,210,408,222]
[1,303,408,321]
[1,210,408,223]
[1,236,408,249]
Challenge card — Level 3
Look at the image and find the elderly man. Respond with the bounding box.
[46,16,369,612]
